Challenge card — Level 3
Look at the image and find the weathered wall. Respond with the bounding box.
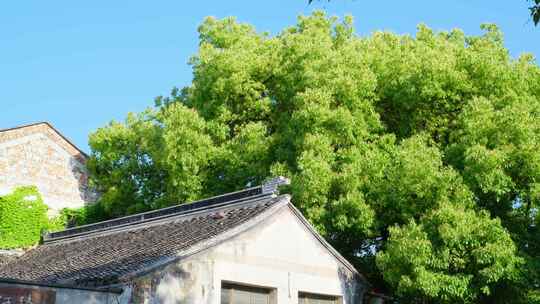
[121,206,366,304]
[55,287,120,304]
[0,123,97,215]
[0,281,119,304]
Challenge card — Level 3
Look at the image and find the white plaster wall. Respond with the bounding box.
[124,206,365,304]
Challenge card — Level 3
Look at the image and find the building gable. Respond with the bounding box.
[127,197,365,304]
[211,204,358,279]
[0,122,87,160]
[0,122,95,214]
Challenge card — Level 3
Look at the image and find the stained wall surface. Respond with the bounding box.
[0,282,120,304]
[121,206,366,304]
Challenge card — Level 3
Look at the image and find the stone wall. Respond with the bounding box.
[0,123,97,215]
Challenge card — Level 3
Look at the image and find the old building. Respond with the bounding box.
[0,122,97,215]
[0,178,369,303]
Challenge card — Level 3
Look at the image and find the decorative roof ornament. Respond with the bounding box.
[262,176,291,195]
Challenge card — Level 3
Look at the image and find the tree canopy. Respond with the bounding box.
[85,12,540,303]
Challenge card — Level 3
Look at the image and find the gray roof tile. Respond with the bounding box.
[0,193,286,286]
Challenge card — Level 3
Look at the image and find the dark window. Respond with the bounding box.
[221,282,274,304]
[298,292,341,304]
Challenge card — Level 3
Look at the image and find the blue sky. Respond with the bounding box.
[1,1,538,152]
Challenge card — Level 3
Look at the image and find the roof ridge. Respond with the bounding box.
[46,195,278,245]
[44,177,290,243]
[0,121,88,158]
[0,121,49,133]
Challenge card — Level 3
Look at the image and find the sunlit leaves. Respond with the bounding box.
[377,204,522,303]
[162,103,215,204]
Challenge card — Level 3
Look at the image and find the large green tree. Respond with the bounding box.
[86,12,540,303]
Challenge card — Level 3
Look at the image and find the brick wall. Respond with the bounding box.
[0,123,97,215]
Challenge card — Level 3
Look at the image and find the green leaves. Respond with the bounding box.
[162,103,215,203]
[0,187,49,249]
[85,12,540,303]
[87,110,166,216]
[447,96,540,218]
[378,204,522,303]
[531,0,540,25]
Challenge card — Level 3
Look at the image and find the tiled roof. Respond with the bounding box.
[0,178,291,287]
[0,250,22,268]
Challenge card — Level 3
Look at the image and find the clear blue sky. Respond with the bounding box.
[1,1,538,152]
